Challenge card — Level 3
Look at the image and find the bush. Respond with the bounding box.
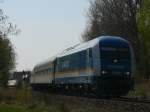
[16,83,32,104]
[128,80,150,99]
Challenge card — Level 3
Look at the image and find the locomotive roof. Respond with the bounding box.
[34,36,128,70]
[57,37,99,57]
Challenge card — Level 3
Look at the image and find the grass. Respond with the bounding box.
[0,100,69,112]
[0,104,26,112]
[0,84,71,112]
[0,104,62,112]
[128,80,150,99]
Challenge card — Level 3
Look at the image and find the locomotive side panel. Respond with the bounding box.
[54,50,94,85]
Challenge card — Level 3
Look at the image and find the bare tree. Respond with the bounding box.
[82,0,142,75]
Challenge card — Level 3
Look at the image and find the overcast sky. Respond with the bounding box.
[1,0,89,71]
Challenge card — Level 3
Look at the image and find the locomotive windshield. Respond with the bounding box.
[100,45,131,73]
[100,47,130,59]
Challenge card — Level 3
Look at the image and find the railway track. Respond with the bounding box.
[32,90,150,104]
[111,97,150,104]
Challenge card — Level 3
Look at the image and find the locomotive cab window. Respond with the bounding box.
[100,47,130,59]
[118,48,130,59]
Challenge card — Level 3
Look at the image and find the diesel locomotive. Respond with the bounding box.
[30,36,134,96]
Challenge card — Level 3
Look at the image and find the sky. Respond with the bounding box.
[1,0,89,71]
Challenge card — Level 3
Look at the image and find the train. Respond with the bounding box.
[30,36,134,96]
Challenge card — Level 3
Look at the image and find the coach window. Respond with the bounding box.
[56,59,60,72]
[62,60,69,70]
[89,48,93,67]
[79,50,86,69]
[72,53,78,70]
[49,68,51,73]
[87,49,90,67]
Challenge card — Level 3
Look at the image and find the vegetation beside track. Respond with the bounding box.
[128,80,150,99]
[0,81,150,112]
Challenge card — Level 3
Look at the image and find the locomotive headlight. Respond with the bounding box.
[126,72,130,75]
[101,70,107,74]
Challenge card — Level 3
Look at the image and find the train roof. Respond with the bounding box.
[34,36,129,70]
[57,36,128,57]
[57,37,99,57]
[34,56,56,71]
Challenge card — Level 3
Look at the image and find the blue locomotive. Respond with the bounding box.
[30,36,134,96]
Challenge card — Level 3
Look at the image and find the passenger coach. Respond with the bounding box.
[30,36,134,96]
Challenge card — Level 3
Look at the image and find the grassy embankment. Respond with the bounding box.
[0,84,70,112]
[0,80,149,112]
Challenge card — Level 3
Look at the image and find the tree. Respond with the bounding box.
[0,37,15,86]
[137,0,150,78]
[82,0,142,76]
[82,0,140,41]
[0,9,19,87]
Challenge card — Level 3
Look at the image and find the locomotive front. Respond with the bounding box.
[95,36,134,96]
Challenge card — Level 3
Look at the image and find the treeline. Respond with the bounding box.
[0,9,19,87]
[82,0,150,79]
